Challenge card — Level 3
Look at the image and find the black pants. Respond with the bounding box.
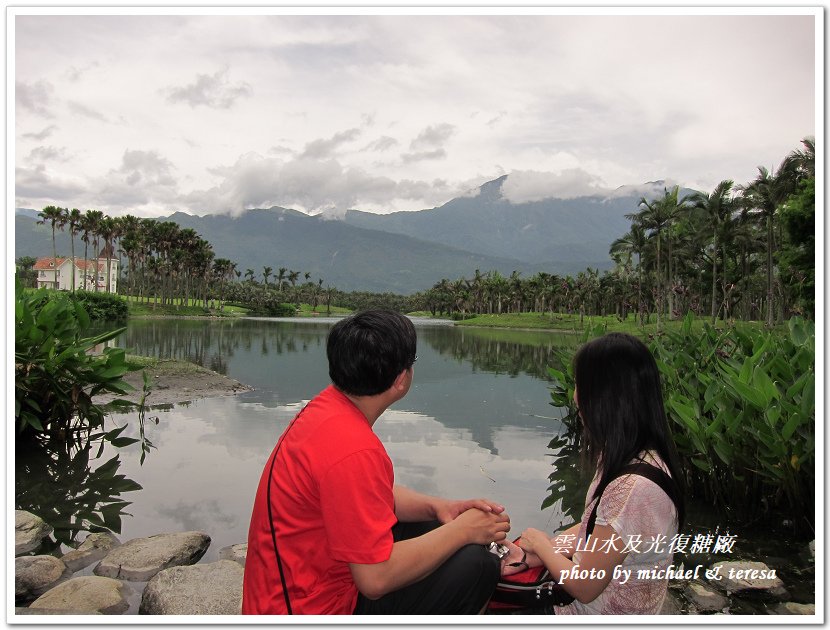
[354,520,500,615]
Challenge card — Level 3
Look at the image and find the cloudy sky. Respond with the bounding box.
[13,10,817,218]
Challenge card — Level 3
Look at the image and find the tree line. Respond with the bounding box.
[20,137,813,324]
[417,138,815,327]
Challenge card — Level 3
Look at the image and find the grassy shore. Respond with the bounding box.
[434,311,770,336]
[125,296,350,318]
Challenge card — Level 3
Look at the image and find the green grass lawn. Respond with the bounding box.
[125,295,249,317]
[294,303,351,317]
[451,311,769,337]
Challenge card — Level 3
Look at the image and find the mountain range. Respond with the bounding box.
[14,176,688,294]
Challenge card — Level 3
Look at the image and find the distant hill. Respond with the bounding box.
[14,177,696,293]
[14,208,538,293]
[159,208,538,293]
[343,176,694,266]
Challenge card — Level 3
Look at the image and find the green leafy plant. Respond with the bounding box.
[15,280,134,442]
[652,313,814,526]
[544,314,815,529]
[71,290,129,321]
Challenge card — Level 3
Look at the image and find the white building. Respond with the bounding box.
[34,256,118,293]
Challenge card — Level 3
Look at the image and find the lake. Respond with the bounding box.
[23,317,580,558]
[15,316,815,613]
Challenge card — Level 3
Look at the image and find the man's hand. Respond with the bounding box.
[447,507,510,546]
[434,498,505,524]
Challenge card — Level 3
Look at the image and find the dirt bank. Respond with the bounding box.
[95,359,253,407]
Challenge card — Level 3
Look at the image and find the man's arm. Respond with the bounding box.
[393,485,505,523]
[350,507,510,600]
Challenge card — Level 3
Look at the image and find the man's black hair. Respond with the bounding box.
[327,309,417,397]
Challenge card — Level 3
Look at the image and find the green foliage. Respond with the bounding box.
[71,290,129,321]
[16,256,38,288]
[778,176,815,317]
[15,280,134,440]
[544,314,815,528]
[650,313,814,524]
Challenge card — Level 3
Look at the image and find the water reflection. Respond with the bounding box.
[15,439,142,550]
[29,318,579,554]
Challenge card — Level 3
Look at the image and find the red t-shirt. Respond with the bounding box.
[242,385,397,614]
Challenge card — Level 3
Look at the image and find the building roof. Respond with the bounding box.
[34,257,111,271]
[33,257,68,270]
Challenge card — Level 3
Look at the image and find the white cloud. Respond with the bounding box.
[12,13,817,217]
[409,123,456,150]
[164,68,252,109]
[300,128,361,159]
[501,169,610,203]
[16,80,55,117]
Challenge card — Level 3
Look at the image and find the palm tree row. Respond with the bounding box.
[417,137,815,328]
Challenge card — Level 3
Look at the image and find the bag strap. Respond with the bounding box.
[585,462,680,539]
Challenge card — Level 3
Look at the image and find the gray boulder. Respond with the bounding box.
[61,532,121,573]
[15,607,100,615]
[15,555,71,602]
[683,580,729,613]
[139,560,243,615]
[218,543,247,566]
[775,602,816,615]
[15,511,53,556]
[659,590,683,614]
[708,561,788,599]
[29,576,132,614]
[94,531,210,581]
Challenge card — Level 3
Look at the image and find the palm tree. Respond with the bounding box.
[98,216,119,294]
[277,267,287,292]
[37,206,66,289]
[64,208,82,292]
[610,223,648,325]
[213,258,236,311]
[688,180,734,323]
[742,163,798,326]
[627,186,689,328]
[83,210,104,292]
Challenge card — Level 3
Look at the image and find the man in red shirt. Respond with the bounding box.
[243,310,510,615]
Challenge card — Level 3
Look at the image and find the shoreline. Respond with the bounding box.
[94,359,253,408]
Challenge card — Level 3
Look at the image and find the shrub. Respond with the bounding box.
[71,291,128,321]
[651,313,814,525]
[15,281,134,443]
[545,314,815,528]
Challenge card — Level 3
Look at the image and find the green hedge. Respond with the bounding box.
[71,291,128,322]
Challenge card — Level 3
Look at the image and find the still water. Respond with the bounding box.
[81,317,579,557]
[16,317,815,613]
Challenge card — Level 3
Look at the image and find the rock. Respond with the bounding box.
[660,590,683,614]
[218,543,247,566]
[94,531,211,581]
[808,540,815,560]
[775,602,815,615]
[15,511,53,556]
[683,580,729,613]
[15,556,71,602]
[29,576,132,614]
[61,532,121,573]
[708,561,789,599]
[15,607,101,615]
[139,560,243,615]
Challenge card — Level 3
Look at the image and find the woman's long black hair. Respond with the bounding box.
[574,332,685,528]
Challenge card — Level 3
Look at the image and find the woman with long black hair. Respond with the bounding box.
[501,332,686,614]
